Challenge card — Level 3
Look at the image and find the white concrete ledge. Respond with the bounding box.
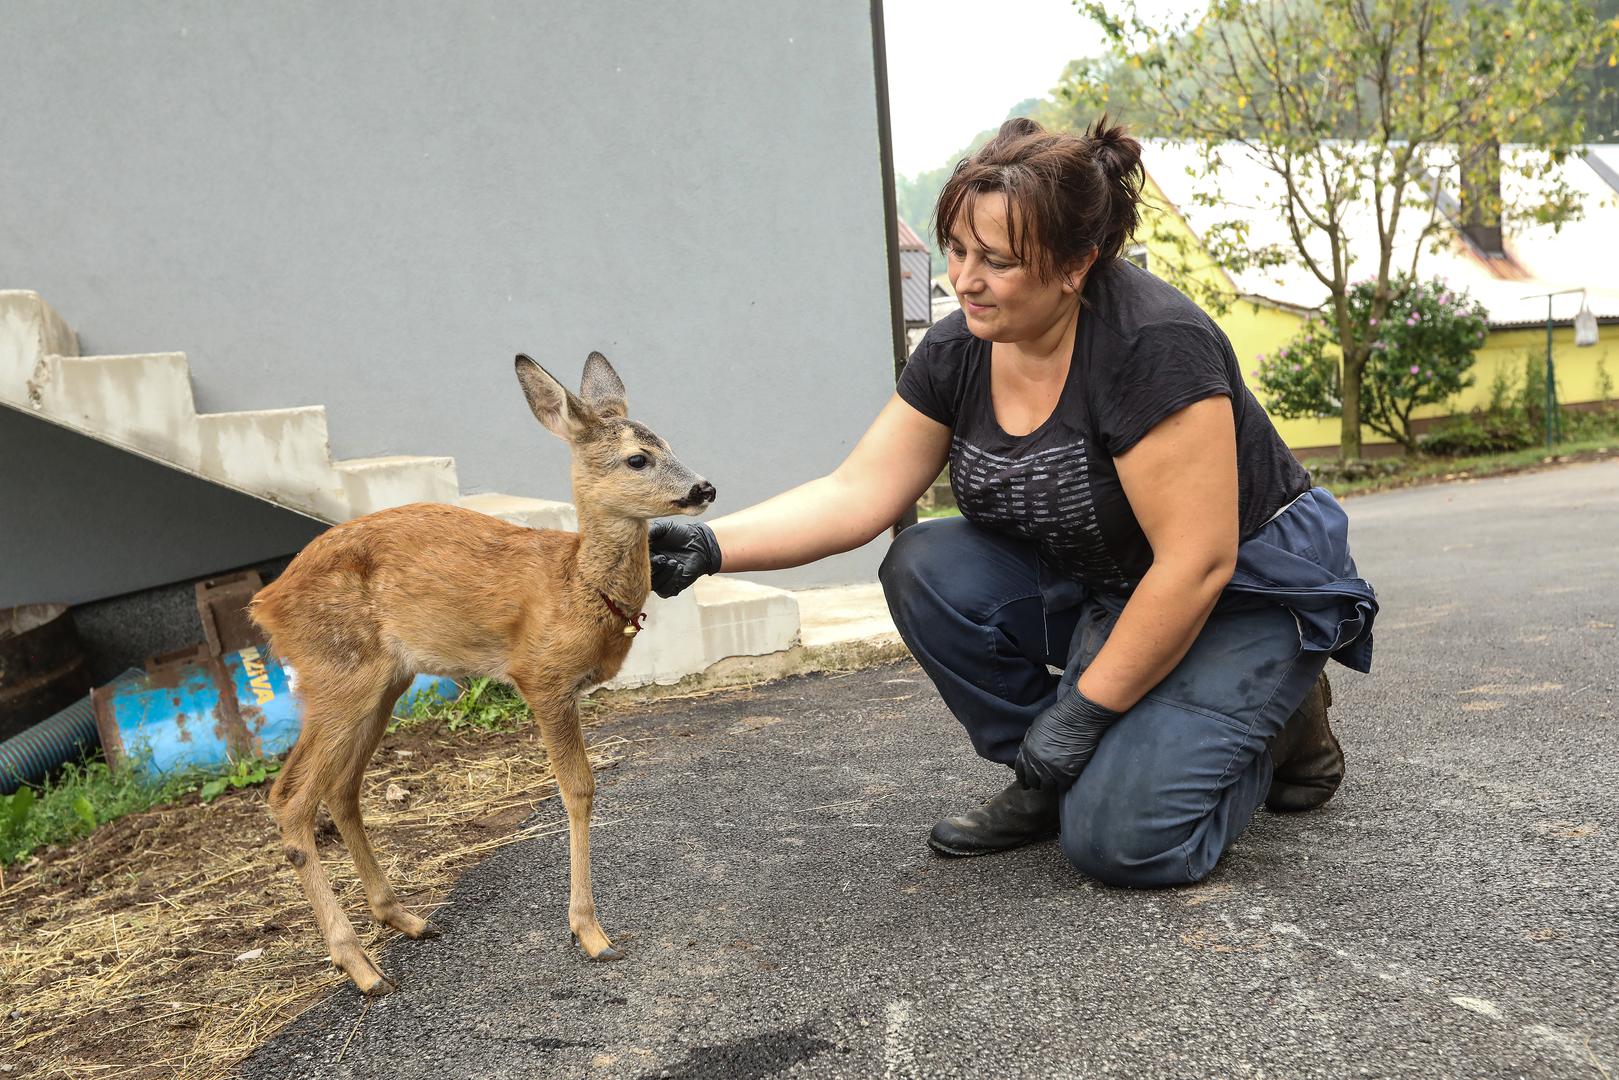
[34,353,202,469]
[337,455,460,516]
[793,582,899,649]
[197,406,347,521]
[0,291,77,405]
[692,576,801,661]
[456,493,579,532]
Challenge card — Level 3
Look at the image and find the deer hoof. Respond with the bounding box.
[378,904,439,939]
[333,946,395,995]
[572,930,625,961]
[361,973,398,996]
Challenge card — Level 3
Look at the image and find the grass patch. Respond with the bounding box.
[1314,435,1618,497]
[392,676,531,735]
[3,675,555,870]
[2,759,219,868]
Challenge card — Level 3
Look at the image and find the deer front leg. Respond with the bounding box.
[525,688,622,961]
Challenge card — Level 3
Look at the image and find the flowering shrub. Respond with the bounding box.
[1252,321,1339,420]
[1253,276,1490,452]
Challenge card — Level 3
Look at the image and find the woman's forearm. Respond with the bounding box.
[698,394,950,575]
[706,472,902,573]
[1075,558,1232,712]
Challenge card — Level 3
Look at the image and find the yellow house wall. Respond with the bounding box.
[1137,176,1616,456]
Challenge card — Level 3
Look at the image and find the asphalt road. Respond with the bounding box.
[241,461,1619,1080]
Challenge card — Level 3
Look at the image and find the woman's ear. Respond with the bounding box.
[1062,249,1102,293]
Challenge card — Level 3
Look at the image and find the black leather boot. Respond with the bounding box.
[928,781,1060,857]
[1266,673,1344,812]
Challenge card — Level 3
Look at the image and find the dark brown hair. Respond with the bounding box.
[933,115,1144,282]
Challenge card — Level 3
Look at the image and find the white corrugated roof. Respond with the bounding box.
[1585,145,1619,193]
[1142,141,1619,328]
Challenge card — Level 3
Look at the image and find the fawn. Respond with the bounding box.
[250,351,715,995]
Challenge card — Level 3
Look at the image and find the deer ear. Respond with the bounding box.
[579,351,628,419]
[515,354,592,441]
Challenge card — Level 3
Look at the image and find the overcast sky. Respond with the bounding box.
[882,0,1198,178]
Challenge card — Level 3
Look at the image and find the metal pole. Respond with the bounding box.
[869,0,918,536]
[1520,288,1582,451]
[1546,296,1556,450]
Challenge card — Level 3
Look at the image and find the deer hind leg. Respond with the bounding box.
[519,681,622,961]
[326,675,438,939]
[269,664,400,995]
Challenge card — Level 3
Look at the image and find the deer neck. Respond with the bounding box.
[571,503,651,613]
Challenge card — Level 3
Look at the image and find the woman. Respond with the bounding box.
[647,117,1376,888]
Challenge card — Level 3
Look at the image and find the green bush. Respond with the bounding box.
[1252,321,1340,420]
[1419,410,1538,457]
[1561,405,1619,442]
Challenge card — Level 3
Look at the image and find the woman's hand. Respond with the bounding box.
[1013,689,1123,791]
[648,520,722,598]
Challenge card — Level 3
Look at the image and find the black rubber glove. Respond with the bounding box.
[1013,688,1124,792]
[648,520,722,598]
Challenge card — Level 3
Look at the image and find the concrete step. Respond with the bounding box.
[602,589,707,690]
[793,583,897,649]
[335,455,460,516]
[602,577,801,691]
[28,352,203,469]
[456,493,578,531]
[692,576,801,661]
[196,406,346,521]
[0,290,78,403]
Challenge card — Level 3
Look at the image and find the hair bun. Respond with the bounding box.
[1085,115,1143,184]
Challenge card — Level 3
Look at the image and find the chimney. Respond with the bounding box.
[1460,138,1505,258]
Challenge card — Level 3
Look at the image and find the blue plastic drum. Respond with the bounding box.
[93,645,456,776]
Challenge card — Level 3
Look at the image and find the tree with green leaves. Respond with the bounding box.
[1253,276,1490,453]
[1078,0,1618,458]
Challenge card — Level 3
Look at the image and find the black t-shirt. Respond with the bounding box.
[898,259,1311,594]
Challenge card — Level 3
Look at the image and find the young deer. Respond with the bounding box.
[250,352,715,995]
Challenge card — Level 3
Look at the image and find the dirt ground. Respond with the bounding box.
[0,710,629,1080]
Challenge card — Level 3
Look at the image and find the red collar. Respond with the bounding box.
[596,589,647,637]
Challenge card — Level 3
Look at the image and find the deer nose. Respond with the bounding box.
[689,481,716,505]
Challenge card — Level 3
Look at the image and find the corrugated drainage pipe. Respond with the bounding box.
[0,669,142,795]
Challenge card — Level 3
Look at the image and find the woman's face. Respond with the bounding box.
[945,192,1090,344]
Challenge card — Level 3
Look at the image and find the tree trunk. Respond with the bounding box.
[1398,409,1420,455]
[1340,361,1364,459]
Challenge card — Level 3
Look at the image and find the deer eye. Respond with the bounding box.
[626,454,651,470]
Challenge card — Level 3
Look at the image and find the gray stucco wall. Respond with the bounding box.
[1,1,898,591]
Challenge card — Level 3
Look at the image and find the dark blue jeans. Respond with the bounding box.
[880,516,1329,888]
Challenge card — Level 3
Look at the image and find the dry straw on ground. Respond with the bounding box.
[0,712,628,1080]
